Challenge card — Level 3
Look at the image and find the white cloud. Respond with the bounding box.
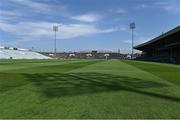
[0,10,17,16]
[0,21,117,41]
[11,0,52,12]
[136,1,180,14]
[0,0,69,24]
[136,4,149,9]
[155,0,180,14]
[0,9,23,21]
[9,0,68,15]
[108,8,126,14]
[116,8,126,14]
[72,13,102,23]
[123,37,153,46]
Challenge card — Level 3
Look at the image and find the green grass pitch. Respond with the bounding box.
[0,59,180,119]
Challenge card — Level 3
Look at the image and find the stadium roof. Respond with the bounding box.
[134,26,180,50]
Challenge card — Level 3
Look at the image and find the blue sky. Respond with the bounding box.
[0,0,180,53]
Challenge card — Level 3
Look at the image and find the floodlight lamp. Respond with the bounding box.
[130,22,136,29]
[53,26,58,31]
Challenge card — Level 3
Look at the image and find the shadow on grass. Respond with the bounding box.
[24,72,180,102]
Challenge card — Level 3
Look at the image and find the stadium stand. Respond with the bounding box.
[0,47,51,59]
[39,51,127,59]
[134,26,180,63]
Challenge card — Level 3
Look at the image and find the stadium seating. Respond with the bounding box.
[0,48,51,59]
